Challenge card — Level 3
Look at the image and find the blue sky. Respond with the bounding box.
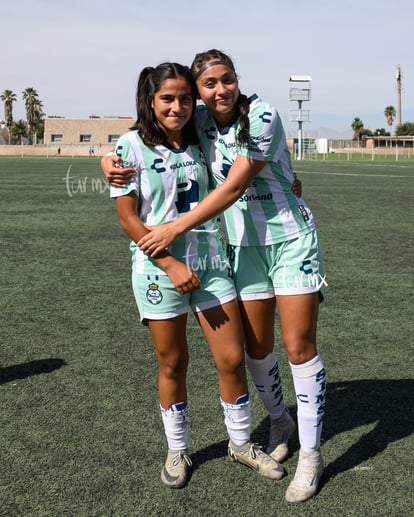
[2,0,413,138]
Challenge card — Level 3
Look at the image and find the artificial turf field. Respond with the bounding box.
[0,156,413,517]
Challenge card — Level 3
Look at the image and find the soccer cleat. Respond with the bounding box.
[266,409,296,462]
[228,441,285,480]
[160,449,192,489]
[285,449,324,502]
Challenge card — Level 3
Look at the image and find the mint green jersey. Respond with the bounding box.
[196,96,316,246]
[110,130,228,276]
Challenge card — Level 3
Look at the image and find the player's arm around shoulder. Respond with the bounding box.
[172,154,266,237]
[223,155,267,196]
[102,133,137,186]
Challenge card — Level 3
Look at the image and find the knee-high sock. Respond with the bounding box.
[220,393,251,446]
[160,401,189,451]
[290,355,326,453]
[246,351,286,420]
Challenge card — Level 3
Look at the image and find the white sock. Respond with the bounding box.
[290,355,326,453]
[160,401,189,450]
[246,352,286,420]
[220,393,251,446]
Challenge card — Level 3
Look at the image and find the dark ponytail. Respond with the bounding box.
[235,93,251,147]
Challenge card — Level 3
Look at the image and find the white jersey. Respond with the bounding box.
[196,95,316,246]
[111,130,226,276]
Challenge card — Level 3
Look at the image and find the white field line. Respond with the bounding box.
[295,161,414,178]
[295,170,413,178]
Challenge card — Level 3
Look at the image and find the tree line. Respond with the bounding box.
[351,106,414,141]
[2,89,413,145]
[0,88,44,144]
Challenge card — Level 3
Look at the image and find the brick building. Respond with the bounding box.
[43,116,134,155]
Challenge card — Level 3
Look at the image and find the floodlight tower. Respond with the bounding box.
[289,75,312,160]
[396,65,402,127]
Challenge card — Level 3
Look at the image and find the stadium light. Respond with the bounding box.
[289,75,312,160]
[290,75,312,82]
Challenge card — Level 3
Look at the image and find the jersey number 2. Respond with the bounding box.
[175,180,199,213]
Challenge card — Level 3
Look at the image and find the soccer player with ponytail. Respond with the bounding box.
[109,61,285,490]
[136,50,327,503]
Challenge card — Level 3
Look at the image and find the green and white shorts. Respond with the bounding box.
[132,266,236,324]
[227,230,326,300]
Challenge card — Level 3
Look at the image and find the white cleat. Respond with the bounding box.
[285,449,324,502]
[266,409,296,462]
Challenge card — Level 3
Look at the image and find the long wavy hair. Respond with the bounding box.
[130,62,198,146]
[190,49,251,147]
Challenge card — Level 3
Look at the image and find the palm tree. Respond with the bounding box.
[351,117,364,141]
[31,98,44,144]
[1,89,17,143]
[384,106,396,135]
[10,120,27,144]
[33,98,43,119]
[22,87,41,136]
